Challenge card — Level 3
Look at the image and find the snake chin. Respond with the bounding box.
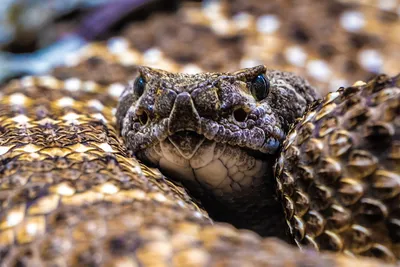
[136,130,272,197]
[136,130,284,237]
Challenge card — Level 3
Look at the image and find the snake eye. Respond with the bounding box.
[250,74,270,101]
[134,76,146,97]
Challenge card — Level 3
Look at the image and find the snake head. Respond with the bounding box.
[116,65,318,234]
[117,65,317,154]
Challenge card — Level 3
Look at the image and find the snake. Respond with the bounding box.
[1,0,400,266]
[115,65,400,262]
[0,63,398,267]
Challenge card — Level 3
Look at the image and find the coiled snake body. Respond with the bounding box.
[0,1,400,266]
[0,65,398,266]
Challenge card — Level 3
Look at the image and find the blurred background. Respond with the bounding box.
[0,0,399,94]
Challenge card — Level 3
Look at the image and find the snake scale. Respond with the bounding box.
[1,0,400,266]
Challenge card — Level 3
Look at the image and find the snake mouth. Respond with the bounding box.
[166,130,272,161]
[168,130,206,159]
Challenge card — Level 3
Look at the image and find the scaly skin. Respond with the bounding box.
[0,74,393,266]
[276,74,400,263]
[0,1,398,265]
[117,65,319,237]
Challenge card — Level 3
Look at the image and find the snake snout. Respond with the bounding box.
[168,92,201,134]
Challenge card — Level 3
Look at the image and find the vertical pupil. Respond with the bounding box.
[134,76,145,96]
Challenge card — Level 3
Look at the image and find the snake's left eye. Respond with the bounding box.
[134,76,146,97]
[250,74,270,101]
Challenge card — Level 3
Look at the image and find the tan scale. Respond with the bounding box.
[1,1,400,264]
[1,75,392,266]
[276,74,400,263]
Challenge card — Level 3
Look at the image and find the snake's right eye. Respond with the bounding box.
[134,76,146,97]
[250,74,270,101]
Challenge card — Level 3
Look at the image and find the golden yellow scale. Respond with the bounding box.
[0,74,395,266]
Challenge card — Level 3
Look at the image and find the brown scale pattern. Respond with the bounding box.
[276,74,400,263]
[1,1,399,265]
[51,0,400,97]
[0,76,392,266]
[124,0,400,92]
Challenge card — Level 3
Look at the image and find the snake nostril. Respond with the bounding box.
[233,108,248,122]
[138,111,149,125]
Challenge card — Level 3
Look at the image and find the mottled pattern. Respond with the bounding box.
[0,0,398,265]
[117,65,318,237]
[51,0,399,95]
[276,74,400,263]
[0,76,390,266]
